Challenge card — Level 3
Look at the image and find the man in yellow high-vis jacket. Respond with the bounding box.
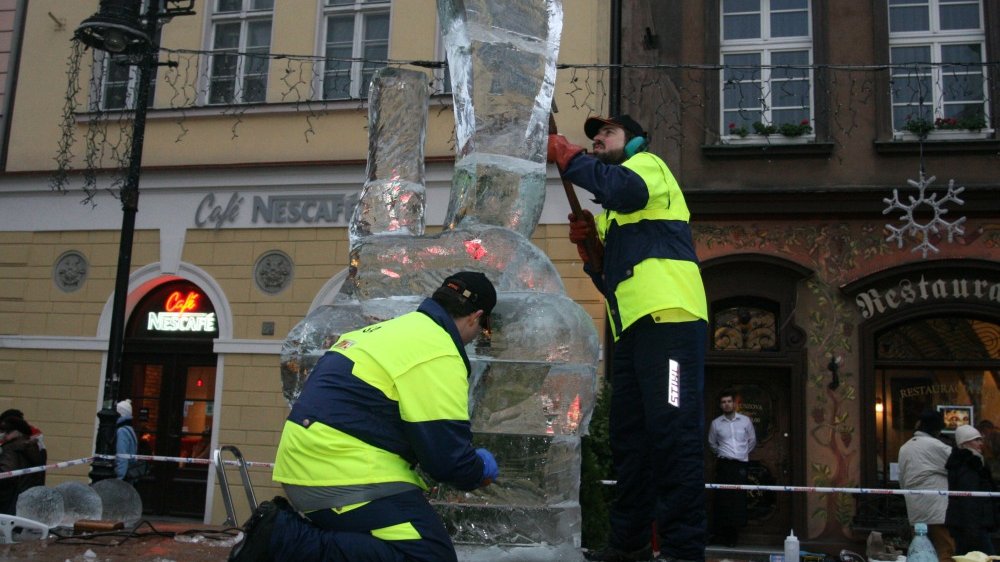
[229,272,499,562]
[549,116,708,562]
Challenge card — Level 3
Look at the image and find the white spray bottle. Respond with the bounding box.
[784,528,799,561]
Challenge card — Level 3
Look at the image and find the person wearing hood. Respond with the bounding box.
[945,424,998,554]
[115,399,138,480]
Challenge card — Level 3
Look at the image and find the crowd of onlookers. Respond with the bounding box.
[898,409,999,557]
[0,408,47,514]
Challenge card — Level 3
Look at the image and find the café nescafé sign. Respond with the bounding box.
[148,290,216,333]
[194,192,359,230]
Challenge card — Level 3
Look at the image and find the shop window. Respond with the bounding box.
[873,316,1000,486]
[712,300,780,351]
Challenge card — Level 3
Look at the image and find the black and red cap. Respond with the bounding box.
[432,271,497,328]
[584,114,646,139]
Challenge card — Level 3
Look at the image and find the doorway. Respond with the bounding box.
[705,366,793,546]
[121,280,218,518]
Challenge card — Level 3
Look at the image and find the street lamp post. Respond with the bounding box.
[75,0,194,482]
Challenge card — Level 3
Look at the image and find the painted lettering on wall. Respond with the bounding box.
[251,195,352,224]
[856,275,1000,318]
[193,192,358,229]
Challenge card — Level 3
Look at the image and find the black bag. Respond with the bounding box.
[124,458,152,484]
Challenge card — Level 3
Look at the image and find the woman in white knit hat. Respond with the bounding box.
[945,424,998,555]
[115,399,138,481]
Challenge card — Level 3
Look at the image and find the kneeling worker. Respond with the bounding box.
[229,272,500,562]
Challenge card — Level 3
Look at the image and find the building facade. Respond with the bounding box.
[0,0,605,524]
[617,0,1000,552]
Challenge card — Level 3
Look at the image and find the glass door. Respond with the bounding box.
[123,354,216,518]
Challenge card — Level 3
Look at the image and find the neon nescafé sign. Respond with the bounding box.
[147,290,217,333]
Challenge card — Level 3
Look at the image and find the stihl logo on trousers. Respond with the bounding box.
[668,359,680,407]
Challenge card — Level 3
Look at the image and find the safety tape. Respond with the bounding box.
[5,456,997,499]
[599,480,1000,498]
[0,451,275,481]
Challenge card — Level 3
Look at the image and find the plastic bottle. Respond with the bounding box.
[784,528,799,561]
[906,522,937,562]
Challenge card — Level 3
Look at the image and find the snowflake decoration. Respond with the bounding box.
[883,171,966,258]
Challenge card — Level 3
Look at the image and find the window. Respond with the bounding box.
[888,0,988,132]
[97,54,157,111]
[207,0,273,105]
[433,19,452,96]
[322,0,391,100]
[720,0,813,138]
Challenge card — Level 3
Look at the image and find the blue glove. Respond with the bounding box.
[476,448,499,485]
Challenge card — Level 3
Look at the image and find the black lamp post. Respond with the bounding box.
[75,0,194,482]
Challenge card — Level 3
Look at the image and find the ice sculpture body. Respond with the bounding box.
[16,486,65,528]
[55,481,103,527]
[348,67,428,249]
[281,1,594,557]
[439,0,562,238]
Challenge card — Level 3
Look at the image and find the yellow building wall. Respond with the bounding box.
[3,0,608,524]
[10,0,605,170]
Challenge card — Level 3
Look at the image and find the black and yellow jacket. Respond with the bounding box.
[273,298,484,491]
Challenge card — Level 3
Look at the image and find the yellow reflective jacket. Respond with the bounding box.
[273,298,484,491]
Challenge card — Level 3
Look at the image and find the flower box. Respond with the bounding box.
[723,134,814,145]
[893,129,993,142]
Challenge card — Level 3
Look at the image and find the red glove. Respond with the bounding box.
[547,134,584,170]
[568,210,596,244]
[568,210,604,272]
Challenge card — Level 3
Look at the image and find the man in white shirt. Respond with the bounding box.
[898,409,954,559]
[707,389,757,547]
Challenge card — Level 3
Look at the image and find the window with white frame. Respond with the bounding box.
[97,54,156,111]
[720,0,814,138]
[888,0,988,132]
[207,0,273,105]
[322,0,391,100]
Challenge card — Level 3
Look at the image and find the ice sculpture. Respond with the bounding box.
[16,486,65,528]
[280,0,595,557]
[55,481,103,527]
[91,478,143,527]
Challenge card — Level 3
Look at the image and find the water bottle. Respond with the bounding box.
[784,529,799,561]
[906,522,937,562]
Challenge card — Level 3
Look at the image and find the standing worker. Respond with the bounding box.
[707,389,757,547]
[549,115,708,562]
[229,272,500,562]
[897,410,954,559]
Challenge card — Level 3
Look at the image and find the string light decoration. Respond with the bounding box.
[51,45,995,205]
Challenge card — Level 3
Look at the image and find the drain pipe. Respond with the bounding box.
[609,0,622,116]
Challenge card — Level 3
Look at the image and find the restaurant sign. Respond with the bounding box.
[855,274,1000,319]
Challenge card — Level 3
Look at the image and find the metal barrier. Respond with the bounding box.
[214,445,259,527]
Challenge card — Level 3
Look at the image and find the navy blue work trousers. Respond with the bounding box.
[268,489,456,562]
[608,316,707,561]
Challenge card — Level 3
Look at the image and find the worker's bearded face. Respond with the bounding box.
[592,125,628,165]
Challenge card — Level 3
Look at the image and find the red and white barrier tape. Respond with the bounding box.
[6,456,997,499]
[0,450,274,480]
